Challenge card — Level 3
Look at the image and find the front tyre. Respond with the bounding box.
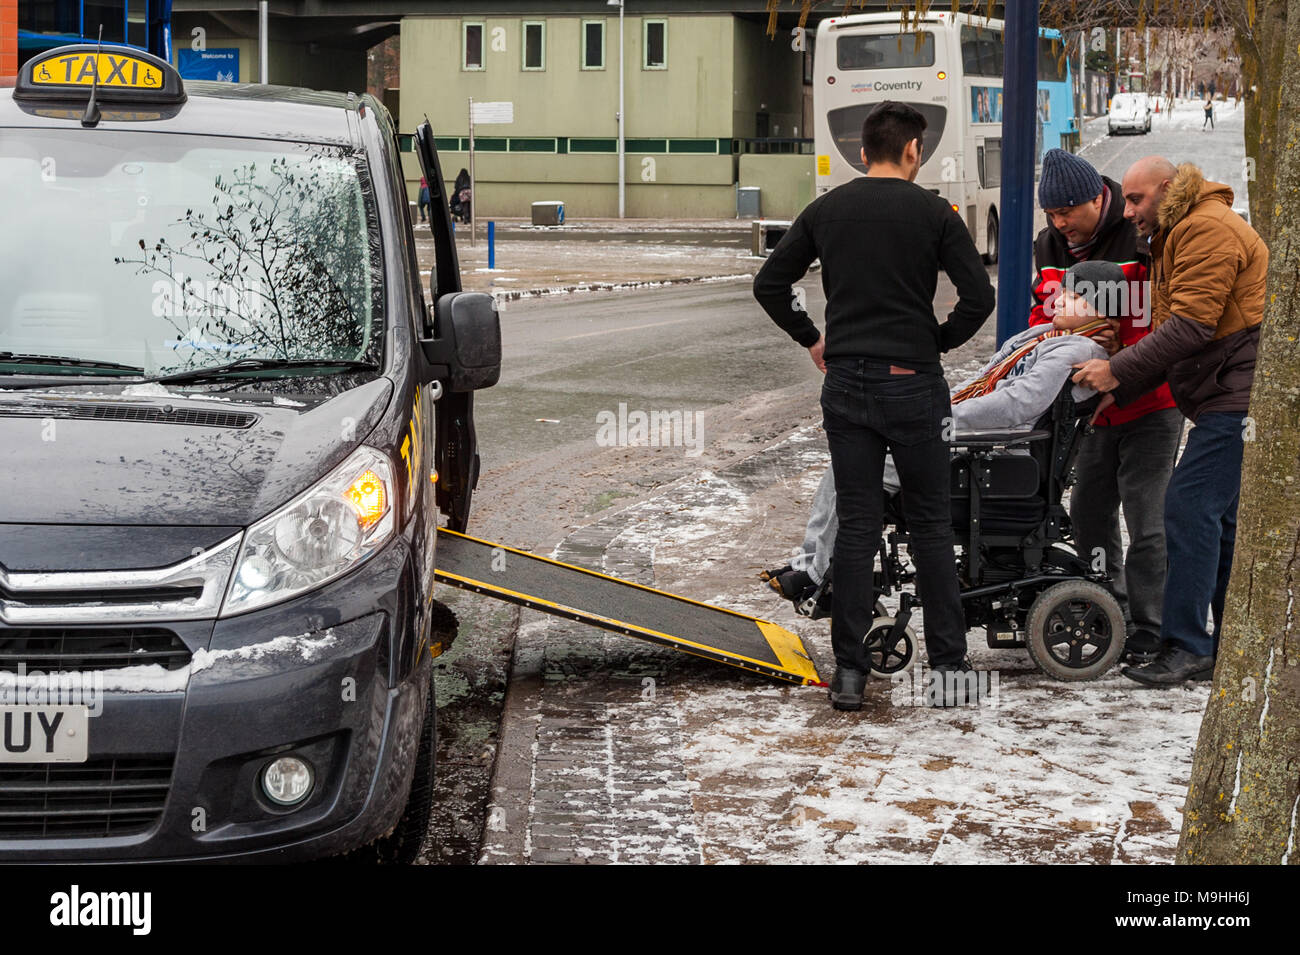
[981,210,999,266]
[365,677,437,864]
[864,616,916,679]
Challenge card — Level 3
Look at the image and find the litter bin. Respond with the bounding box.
[531,201,565,226]
[737,186,761,218]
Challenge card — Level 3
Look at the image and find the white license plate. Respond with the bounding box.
[0,707,89,763]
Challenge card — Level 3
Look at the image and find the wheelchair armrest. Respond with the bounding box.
[951,428,1052,448]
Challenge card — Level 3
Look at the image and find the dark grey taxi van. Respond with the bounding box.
[0,45,499,861]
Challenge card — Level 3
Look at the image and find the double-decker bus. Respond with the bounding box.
[17,0,174,66]
[813,10,1077,264]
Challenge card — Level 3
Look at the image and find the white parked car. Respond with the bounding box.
[1108,93,1151,135]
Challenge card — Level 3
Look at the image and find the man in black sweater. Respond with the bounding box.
[753,101,995,711]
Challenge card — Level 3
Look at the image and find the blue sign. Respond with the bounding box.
[178,48,239,83]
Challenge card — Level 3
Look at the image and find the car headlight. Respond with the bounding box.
[220,445,396,617]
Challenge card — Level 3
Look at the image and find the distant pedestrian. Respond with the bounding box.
[451,167,472,223]
[417,175,430,222]
[1202,96,1214,130]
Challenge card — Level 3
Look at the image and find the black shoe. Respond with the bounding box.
[770,568,814,600]
[759,563,792,583]
[927,656,982,707]
[1122,629,1164,664]
[829,666,867,711]
[1123,644,1215,686]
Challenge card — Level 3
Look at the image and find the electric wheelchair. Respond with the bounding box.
[774,384,1127,682]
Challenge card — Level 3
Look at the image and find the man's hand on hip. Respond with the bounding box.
[808,337,826,374]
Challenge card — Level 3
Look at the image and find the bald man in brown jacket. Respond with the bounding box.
[1073,157,1267,686]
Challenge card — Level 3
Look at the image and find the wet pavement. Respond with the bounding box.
[422,97,1245,864]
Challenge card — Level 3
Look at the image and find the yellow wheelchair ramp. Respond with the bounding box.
[434,528,821,686]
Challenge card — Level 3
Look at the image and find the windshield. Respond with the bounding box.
[0,130,383,376]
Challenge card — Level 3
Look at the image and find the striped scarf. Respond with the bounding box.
[950,320,1112,404]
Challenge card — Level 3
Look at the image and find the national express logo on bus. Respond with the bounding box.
[849,80,924,93]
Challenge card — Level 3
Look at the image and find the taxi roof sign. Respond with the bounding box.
[15,45,185,105]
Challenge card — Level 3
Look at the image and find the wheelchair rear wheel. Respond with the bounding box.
[864,616,916,678]
[1026,580,1126,681]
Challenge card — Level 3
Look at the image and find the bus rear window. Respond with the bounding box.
[826,102,947,172]
[836,32,935,70]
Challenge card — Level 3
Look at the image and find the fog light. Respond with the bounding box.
[262,756,314,806]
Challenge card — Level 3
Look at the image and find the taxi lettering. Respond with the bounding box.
[35,53,161,89]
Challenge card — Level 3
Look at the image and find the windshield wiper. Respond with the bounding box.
[145,357,380,386]
[0,352,146,375]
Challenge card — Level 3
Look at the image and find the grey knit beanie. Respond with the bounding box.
[1038,148,1104,209]
[1062,260,1128,318]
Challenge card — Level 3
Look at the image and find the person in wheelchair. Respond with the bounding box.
[766,259,1126,620]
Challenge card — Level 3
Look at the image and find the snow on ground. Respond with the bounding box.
[663,433,1204,863]
[488,421,1206,864]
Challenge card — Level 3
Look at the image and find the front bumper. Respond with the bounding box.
[0,540,430,862]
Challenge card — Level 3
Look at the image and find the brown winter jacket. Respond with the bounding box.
[1110,163,1268,422]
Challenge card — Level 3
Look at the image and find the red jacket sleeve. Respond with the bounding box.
[1028,265,1066,327]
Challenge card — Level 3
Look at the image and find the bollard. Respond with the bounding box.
[488,220,495,270]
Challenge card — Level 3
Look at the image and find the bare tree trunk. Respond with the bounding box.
[1227,0,1287,245]
[1177,0,1300,867]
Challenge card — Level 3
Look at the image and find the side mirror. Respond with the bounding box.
[421,292,501,392]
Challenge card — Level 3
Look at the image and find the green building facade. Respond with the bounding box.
[400,12,808,218]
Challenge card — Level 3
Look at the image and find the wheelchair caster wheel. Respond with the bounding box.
[864,616,916,678]
[1026,579,1126,681]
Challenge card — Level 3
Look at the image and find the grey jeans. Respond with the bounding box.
[793,459,902,585]
[1068,406,1184,638]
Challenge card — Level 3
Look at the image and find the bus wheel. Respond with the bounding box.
[982,211,999,265]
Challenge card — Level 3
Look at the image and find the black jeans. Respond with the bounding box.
[821,359,968,670]
[1069,407,1184,640]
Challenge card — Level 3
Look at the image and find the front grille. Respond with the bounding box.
[0,628,192,673]
[0,756,174,839]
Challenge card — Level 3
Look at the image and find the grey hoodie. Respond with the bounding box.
[953,323,1107,432]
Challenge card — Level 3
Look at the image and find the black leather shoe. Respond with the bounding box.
[1123,644,1215,686]
[927,656,981,707]
[770,568,814,600]
[829,667,867,711]
[1121,629,1164,665]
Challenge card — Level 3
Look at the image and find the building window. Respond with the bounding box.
[83,1,127,43]
[581,20,605,70]
[522,21,545,70]
[463,22,485,71]
[643,19,667,70]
